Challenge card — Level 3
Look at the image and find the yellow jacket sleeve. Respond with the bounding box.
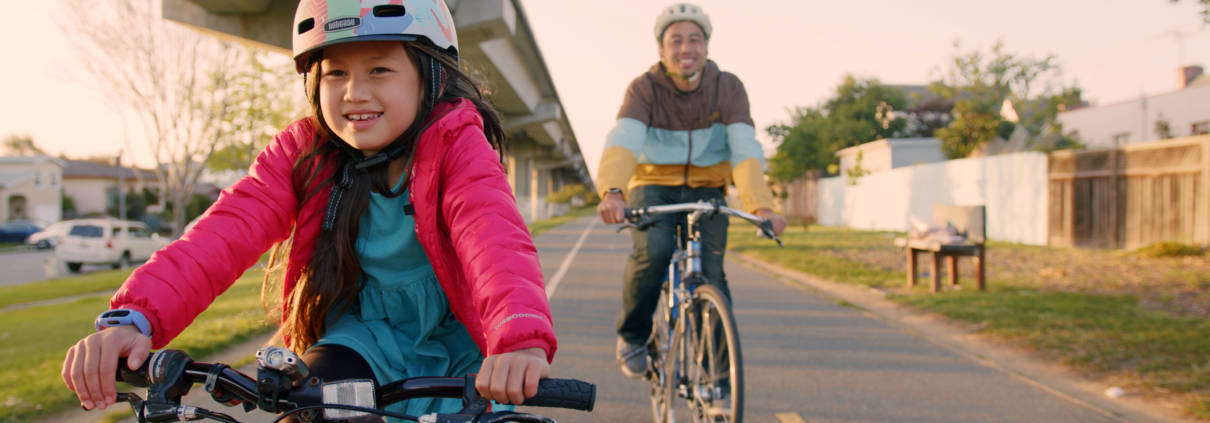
[732,158,775,213]
[597,146,638,198]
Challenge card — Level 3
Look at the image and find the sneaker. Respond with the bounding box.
[616,337,648,379]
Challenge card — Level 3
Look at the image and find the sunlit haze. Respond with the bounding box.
[2,0,1207,179]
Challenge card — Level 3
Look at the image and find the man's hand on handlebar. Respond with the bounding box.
[475,347,550,405]
[62,325,151,411]
[754,208,787,236]
[597,192,626,224]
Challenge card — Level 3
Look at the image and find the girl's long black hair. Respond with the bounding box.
[264,41,506,352]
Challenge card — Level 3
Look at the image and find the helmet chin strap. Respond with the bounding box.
[321,54,447,230]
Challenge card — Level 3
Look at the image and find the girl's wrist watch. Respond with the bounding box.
[95,309,153,337]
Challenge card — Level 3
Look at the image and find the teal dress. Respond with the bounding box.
[312,174,483,418]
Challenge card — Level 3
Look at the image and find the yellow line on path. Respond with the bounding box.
[775,412,807,423]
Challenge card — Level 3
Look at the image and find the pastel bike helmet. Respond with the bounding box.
[653,2,712,42]
[292,0,459,73]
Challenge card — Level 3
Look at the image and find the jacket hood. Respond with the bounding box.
[646,60,720,93]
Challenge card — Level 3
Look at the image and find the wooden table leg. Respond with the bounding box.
[906,248,917,288]
[930,252,942,293]
[947,255,958,286]
[975,244,986,291]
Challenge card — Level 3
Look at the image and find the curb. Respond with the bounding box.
[728,251,1198,423]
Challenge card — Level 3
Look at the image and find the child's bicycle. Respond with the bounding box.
[95,346,594,422]
[621,201,782,423]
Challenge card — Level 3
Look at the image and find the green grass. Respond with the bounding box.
[0,242,30,253]
[0,268,134,310]
[1132,242,1206,258]
[729,224,1210,420]
[0,269,274,423]
[728,224,902,288]
[527,206,597,237]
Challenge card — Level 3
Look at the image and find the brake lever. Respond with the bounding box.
[757,221,784,247]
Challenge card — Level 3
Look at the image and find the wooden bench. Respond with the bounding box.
[893,205,986,293]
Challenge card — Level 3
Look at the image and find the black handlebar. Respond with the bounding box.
[112,351,594,422]
[519,378,595,411]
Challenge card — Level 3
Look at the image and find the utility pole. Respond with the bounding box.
[116,149,126,222]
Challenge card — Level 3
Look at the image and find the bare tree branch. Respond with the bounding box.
[58,0,251,234]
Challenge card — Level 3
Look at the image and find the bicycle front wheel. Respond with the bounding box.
[671,283,744,423]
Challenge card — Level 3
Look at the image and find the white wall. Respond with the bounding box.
[1058,84,1210,148]
[818,151,1049,245]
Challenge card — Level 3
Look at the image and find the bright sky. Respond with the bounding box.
[2,0,1208,179]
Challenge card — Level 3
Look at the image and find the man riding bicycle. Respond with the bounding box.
[596,3,788,380]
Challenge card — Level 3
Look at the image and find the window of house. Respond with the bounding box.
[1111,132,1131,145]
[1193,121,1210,136]
[34,172,41,186]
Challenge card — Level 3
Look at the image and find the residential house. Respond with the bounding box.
[61,159,160,218]
[1058,65,1210,148]
[0,155,64,224]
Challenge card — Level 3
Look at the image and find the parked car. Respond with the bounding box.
[26,221,72,249]
[0,220,43,243]
[55,218,168,272]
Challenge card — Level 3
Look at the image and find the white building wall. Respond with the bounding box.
[64,179,111,216]
[1058,84,1210,148]
[818,152,1049,245]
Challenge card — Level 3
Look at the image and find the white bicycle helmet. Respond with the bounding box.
[292,0,458,73]
[653,2,712,42]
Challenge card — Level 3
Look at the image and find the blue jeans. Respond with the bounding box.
[616,185,730,345]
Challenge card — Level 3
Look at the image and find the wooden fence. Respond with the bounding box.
[772,170,820,225]
[1048,135,1210,249]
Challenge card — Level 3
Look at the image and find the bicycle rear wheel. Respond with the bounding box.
[665,283,744,423]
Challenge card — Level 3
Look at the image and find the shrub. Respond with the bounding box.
[547,184,591,205]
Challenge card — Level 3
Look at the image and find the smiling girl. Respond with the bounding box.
[61,0,555,419]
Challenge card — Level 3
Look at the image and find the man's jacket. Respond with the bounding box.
[110,99,557,361]
[596,60,774,212]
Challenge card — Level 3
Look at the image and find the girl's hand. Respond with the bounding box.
[62,325,152,410]
[475,347,550,405]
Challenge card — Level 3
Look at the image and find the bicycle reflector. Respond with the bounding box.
[322,379,376,420]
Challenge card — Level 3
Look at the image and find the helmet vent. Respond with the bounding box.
[297,18,315,35]
[373,4,406,18]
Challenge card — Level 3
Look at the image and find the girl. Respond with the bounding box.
[61,0,556,419]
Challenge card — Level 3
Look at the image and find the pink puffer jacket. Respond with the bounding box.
[111,99,557,361]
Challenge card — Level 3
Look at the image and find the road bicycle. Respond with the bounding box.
[622,201,782,423]
[94,346,594,422]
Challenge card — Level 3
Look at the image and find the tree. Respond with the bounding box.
[59,0,253,235]
[2,134,46,156]
[930,40,1082,158]
[767,76,908,181]
[1171,0,1210,23]
[208,53,305,172]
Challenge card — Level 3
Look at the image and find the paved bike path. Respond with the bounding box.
[535,214,1169,423]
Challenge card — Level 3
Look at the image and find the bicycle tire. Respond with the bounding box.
[661,283,744,423]
[650,288,674,423]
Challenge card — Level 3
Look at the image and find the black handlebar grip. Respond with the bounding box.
[520,378,595,411]
[115,357,151,387]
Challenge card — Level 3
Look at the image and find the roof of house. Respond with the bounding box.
[0,172,33,189]
[0,155,66,167]
[61,159,158,181]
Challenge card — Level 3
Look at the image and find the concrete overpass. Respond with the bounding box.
[162,0,593,222]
